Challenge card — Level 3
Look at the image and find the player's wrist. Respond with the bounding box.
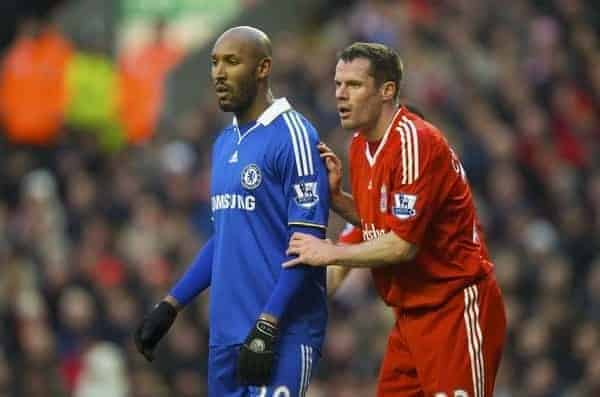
[163,295,182,312]
[258,312,279,325]
[329,244,349,267]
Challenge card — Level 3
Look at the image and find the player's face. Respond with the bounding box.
[334,58,384,131]
[211,38,259,113]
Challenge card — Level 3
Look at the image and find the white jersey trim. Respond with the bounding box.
[464,285,485,397]
[396,116,419,184]
[283,112,315,176]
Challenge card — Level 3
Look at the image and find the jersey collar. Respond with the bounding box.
[364,107,404,167]
[232,98,292,143]
[232,97,292,127]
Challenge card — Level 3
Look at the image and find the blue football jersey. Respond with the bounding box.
[209,98,329,349]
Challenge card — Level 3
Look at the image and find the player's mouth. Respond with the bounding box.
[338,106,351,120]
[215,84,231,98]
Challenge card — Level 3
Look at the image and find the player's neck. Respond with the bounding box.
[235,89,274,125]
[363,105,398,142]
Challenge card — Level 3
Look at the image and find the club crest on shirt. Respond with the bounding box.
[392,193,417,219]
[380,184,388,213]
[241,164,262,190]
[293,182,319,208]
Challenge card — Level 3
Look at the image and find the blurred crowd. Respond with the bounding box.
[0,0,599,396]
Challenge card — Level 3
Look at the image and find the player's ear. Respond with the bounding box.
[380,81,396,102]
[256,57,272,79]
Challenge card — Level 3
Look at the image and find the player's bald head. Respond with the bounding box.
[214,26,272,63]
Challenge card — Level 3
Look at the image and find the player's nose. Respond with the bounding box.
[335,85,348,100]
[211,61,227,81]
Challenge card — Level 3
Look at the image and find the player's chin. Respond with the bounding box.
[339,118,357,130]
[217,100,236,112]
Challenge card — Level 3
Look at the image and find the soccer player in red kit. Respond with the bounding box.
[284,42,506,397]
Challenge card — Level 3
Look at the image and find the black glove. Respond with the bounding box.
[134,301,178,362]
[237,318,279,385]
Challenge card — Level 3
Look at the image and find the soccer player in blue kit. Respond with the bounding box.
[134,26,329,396]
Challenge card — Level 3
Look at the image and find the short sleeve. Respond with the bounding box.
[278,111,329,230]
[338,223,363,245]
[385,124,448,246]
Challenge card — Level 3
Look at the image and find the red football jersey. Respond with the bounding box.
[349,106,493,309]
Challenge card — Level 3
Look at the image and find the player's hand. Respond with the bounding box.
[134,301,178,362]
[283,232,337,268]
[318,142,343,196]
[237,319,279,385]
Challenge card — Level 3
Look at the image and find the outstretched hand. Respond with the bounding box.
[283,232,338,268]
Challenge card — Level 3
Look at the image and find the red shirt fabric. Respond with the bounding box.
[337,222,363,245]
[348,106,493,310]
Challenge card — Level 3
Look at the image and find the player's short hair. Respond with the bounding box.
[339,42,403,101]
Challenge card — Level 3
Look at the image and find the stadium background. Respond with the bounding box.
[0,0,598,395]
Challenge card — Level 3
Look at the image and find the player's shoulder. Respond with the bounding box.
[392,109,449,155]
[273,109,321,149]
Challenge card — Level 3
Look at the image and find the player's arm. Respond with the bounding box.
[284,230,416,269]
[331,190,360,226]
[287,121,446,270]
[134,237,214,362]
[318,142,360,225]
[327,266,352,295]
[327,223,362,295]
[237,112,329,386]
[261,225,326,321]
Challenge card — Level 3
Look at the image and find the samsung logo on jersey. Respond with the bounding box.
[211,194,256,211]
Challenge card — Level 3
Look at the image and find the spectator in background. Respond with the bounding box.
[118,19,184,145]
[74,342,129,397]
[0,17,71,145]
[65,31,123,151]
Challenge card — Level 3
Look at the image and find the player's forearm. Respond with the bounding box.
[331,190,360,226]
[331,231,416,268]
[262,226,326,321]
[326,266,352,296]
[169,237,214,307]
[261,266,310,323]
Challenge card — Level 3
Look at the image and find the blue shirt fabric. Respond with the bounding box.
[209,98,329,349]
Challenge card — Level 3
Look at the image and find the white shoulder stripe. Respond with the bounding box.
[406,123,414,183]
[292,112,314,175]
[283,113,304,176]
[403,116,419,181]
[397,117,419,184]
[289,113,310,175]
[397,124,408,184]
